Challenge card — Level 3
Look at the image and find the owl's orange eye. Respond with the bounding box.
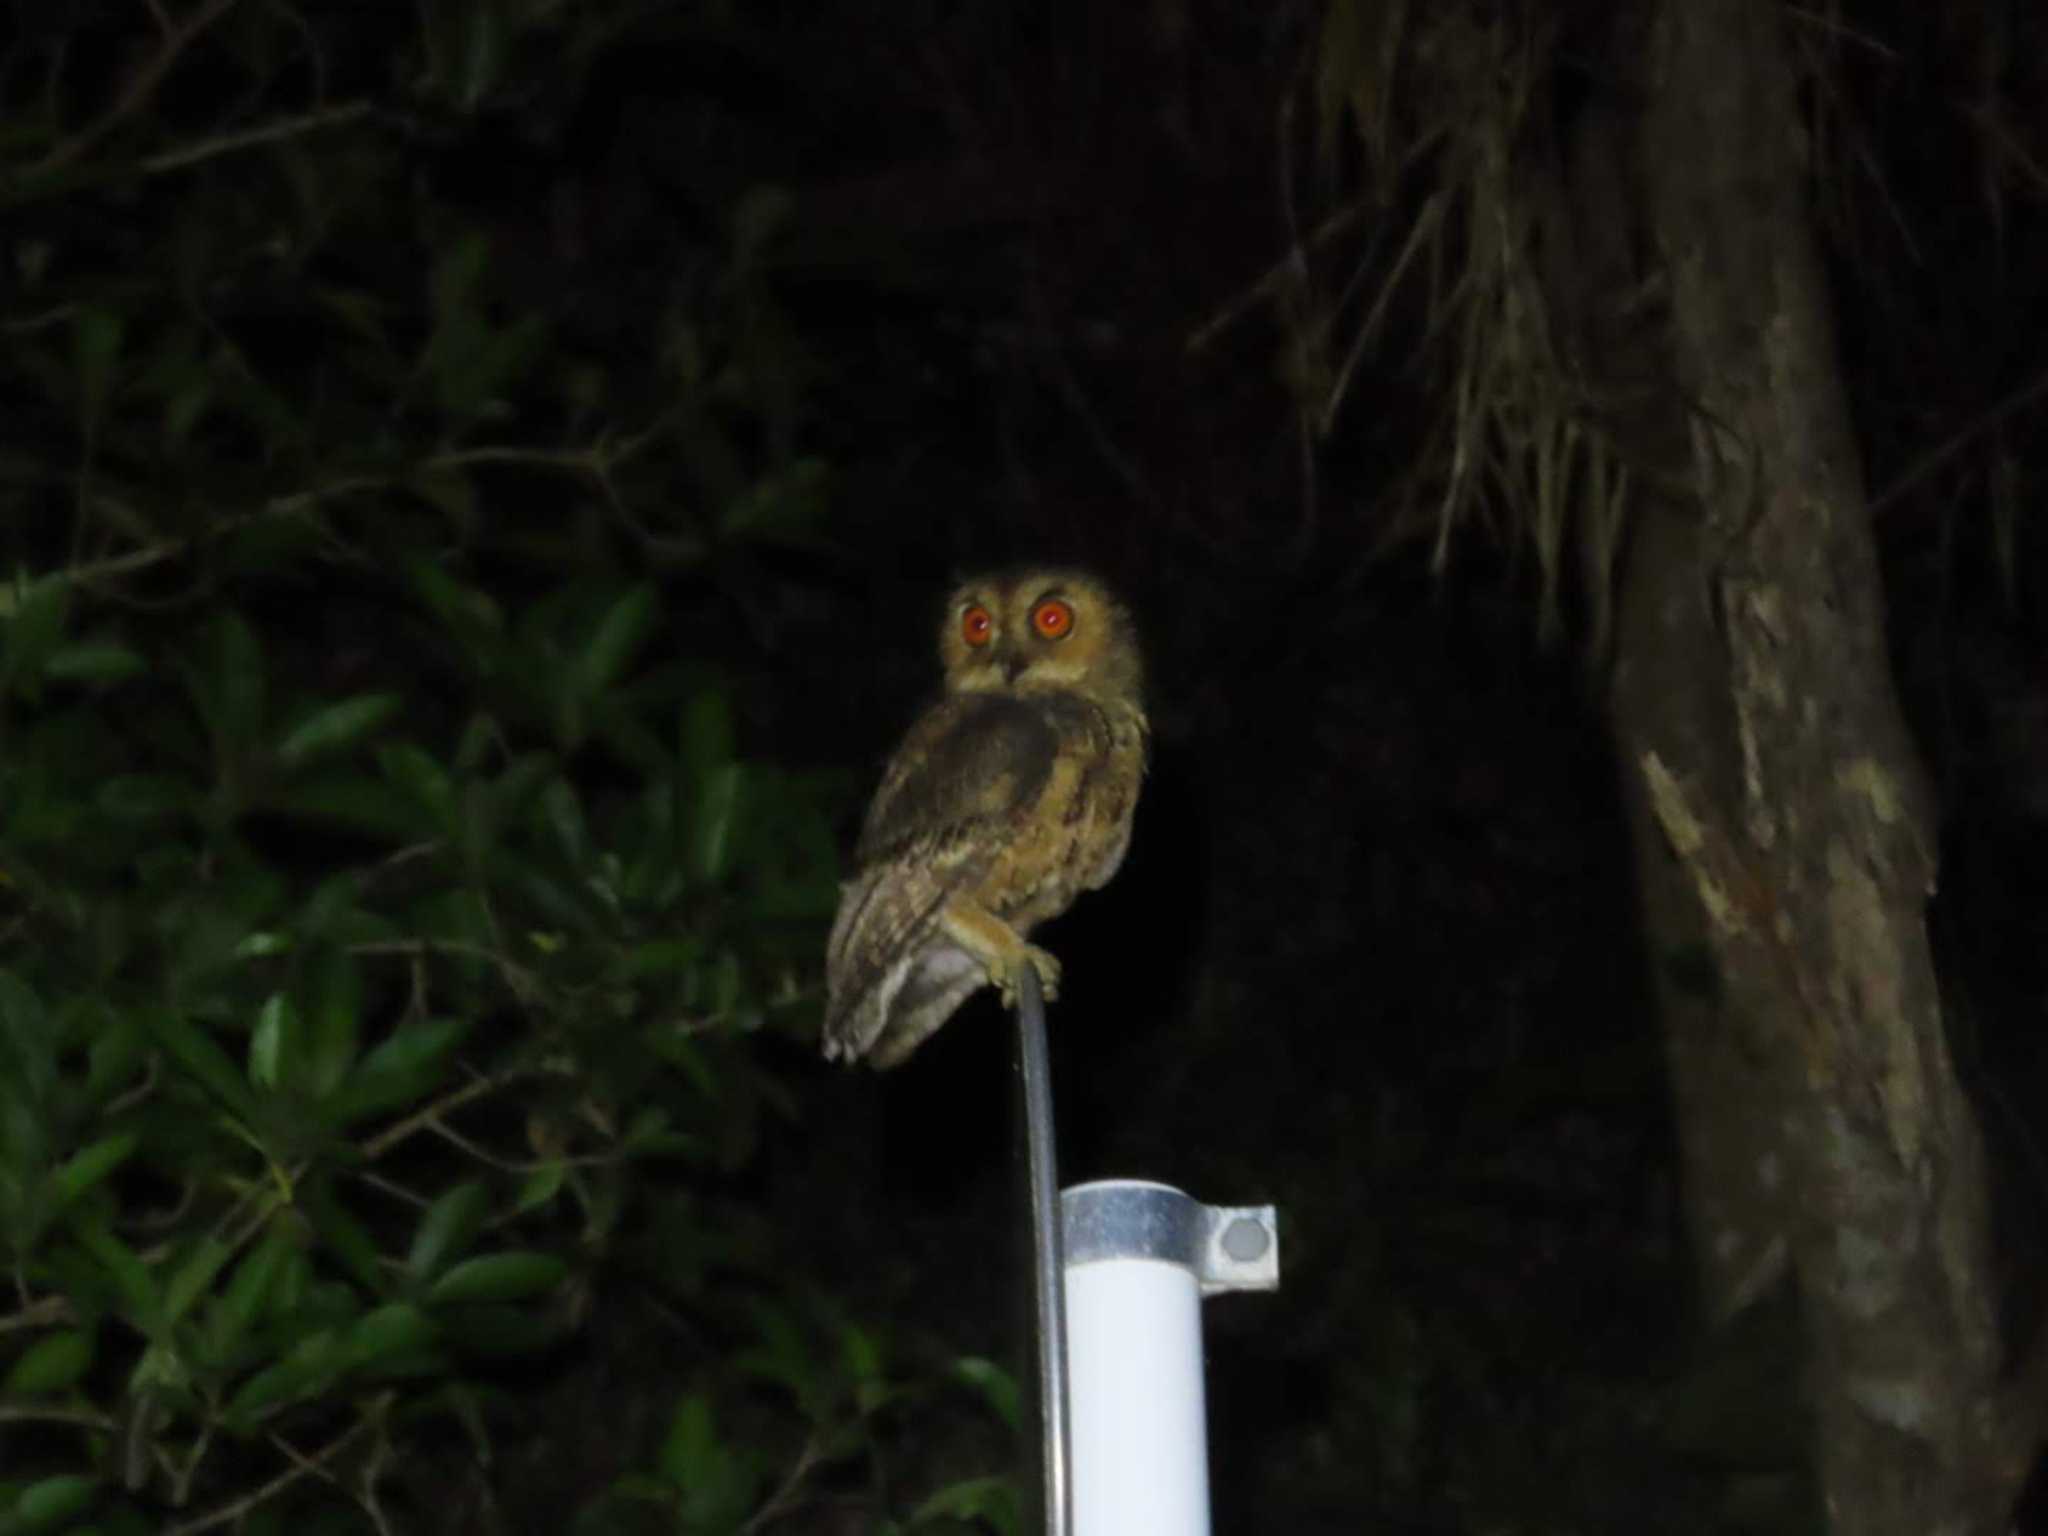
[961,605,994,646]
[1031,599,1074,640]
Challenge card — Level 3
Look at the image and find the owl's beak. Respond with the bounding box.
[998,652,1026,683]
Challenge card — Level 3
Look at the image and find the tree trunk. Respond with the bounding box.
[1585,1,2037,1529]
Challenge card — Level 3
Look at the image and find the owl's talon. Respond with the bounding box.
[992,944,1062,1010]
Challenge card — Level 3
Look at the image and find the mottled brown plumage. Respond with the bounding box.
[823,569,1148,1067]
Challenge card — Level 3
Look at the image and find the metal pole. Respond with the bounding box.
[1012,964,1071,1536]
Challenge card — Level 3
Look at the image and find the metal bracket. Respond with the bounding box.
[1062,1182,1280,1296]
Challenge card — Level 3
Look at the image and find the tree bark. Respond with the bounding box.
[1588,1,2036,1529]
[1548,48,1798,1340]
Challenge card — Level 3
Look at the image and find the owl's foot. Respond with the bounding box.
[990,943,1062,1011]
[937,902,1061,1012]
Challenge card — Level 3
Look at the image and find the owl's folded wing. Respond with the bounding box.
[853,693,1059,865]
[822,695,1063,1062]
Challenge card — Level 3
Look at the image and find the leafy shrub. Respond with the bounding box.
[0,4,1015,1530]
[0,555,1015,1532]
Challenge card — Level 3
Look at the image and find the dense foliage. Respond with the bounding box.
[0,4,1013,1532]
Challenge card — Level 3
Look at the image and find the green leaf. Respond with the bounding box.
[514,1161,566,1213]
[3,1329,94,1396]
[841,1322,884,1388]
[84,1011,145,1104]
[578,584,657,700]
[951,1356,1020,1431]
[11,1472,97,1531]
[144,1008,258,1122]
[479,752,556,858]
[276,693,402,767]
[347,1301,439,1370]
[193,610,266,761]
[49,1131,138,1210]
[44,642,145,683]
[247,993,299,1091]
[329,1017,466,1126]
[681,688,735,778]
[434,1301,559,1357]
[0,575,71,694]
[280,774,428,842]
[73,306,124,424]
[540,777,587,865]
[407,560,503,672]
[162,1237,234,1326]
[96,774,190,823]
[163,372,214,450]
[910,1476,1018,1534]
[68,1217,158,1329]
[407,1181,489,1282]
[211,1225,295,1354]
[225,1328,345,1423]
[426,1252,567,1307]
[656,1393,719,1492]
[0,970,56,1099]
[691,763,745,884]
[449,0,506,109]
[295,1177,387,1298]
[737,1300,829,1421]
[429,230,491,322]
[378,743,455,825]
[624,937,701,978]
[303,950,362,1099]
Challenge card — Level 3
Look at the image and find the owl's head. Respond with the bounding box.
[938,568,1143,706]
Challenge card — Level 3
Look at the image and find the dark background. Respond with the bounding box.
[4,1,2046,1531]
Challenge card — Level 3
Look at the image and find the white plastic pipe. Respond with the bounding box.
[1061,1181,1279,1536]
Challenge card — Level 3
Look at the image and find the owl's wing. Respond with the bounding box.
[823,695,1059,1061]
[853,693,1060,865]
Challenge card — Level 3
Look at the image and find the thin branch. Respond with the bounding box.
[267,1425,351,1493]
[356,1170,431,1209]
[1867,365,2048,519]
[1185,198,1377,355]
[1,304,82,336]
[139,100,373,176]
[358,1067,538,1162]
[163,1417,374,1536]
[1778,3,1899,60]
[48,505,324,595]
[23,0,242,179]
[354,1427,398,1536]
[1321,188,1450,433]
[104,1055,161,1118]
[425,1115,614,1174]
[738,1434,826,1536]
[169,1413,219,1506]
[37,432,659,600]
[0,1294,73,1334]
[348,936,545,1002]
[1966,101,2048,200]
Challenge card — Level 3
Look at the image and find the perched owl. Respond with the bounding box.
[823,569,1149,1068]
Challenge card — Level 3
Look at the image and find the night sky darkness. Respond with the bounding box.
[737,6,2048,1527]
[6,1,2048,1531]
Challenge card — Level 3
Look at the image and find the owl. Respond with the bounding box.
[823,569,1149,1068]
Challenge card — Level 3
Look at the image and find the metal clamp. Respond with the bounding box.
[1062,1181,1280,1295]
